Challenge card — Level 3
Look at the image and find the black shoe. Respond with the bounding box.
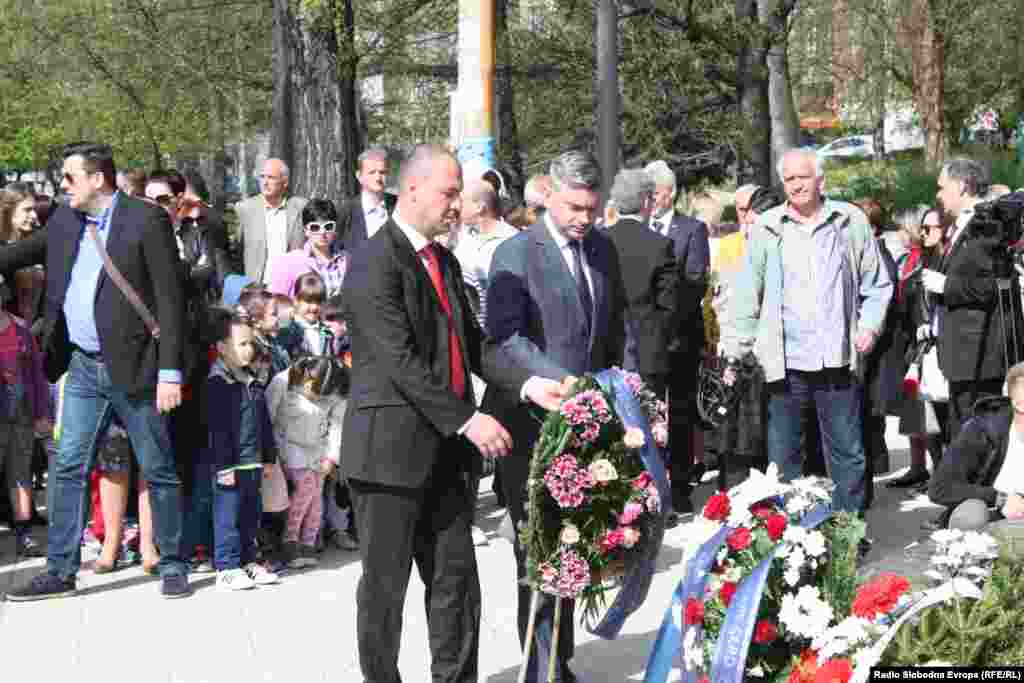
[4,573,77,602]
[885,468,929,489]
[160,573,192,599]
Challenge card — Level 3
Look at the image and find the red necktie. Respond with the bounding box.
[420,244,466,398]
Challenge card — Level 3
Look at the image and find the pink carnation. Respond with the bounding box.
[600,528,625,553]
[620,501,644,525]
[633,472,653,490]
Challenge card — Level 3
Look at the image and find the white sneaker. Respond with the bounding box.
[217,568,256,591]
[245,562,280,586]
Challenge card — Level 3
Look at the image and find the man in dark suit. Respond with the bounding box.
[644,160,710,521]
[485,150,627,682]
[1,142,190,601]
[338,147,398,253]
[924,157,1015,442]
[341,145,563,683]
[605,168,677,388]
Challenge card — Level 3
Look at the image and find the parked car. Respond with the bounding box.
[817,135,875,161]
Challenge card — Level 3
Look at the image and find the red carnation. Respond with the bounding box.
[750,501,775,519]
[787,649,820,683]
[684,597,705,625]
[765,513,788,541]
[852,573,910,620]
[703,491,731,522]
[753,619,778,644]
[718,581,737,606]
[726,526,753,551]
[813,659,853,683]
[698,678,711,683]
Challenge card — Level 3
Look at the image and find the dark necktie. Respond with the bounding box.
[420,244,467,398]
[569,240,593,337]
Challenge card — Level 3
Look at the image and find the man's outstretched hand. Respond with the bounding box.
[523,377,569,412]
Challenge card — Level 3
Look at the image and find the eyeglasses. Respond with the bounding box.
[306,221,337,234]
[152,194,175,207]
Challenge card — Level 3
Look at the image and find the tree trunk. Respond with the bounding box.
[495,0,524,198]
[736,0,771,186]
[270,0,360,207]
[596,0,620,193]
[902,0,947,164]
[761,0,800,180]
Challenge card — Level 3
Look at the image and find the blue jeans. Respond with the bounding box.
[765,368,866,513]
[48,351,186,580]
[212,468,261,570]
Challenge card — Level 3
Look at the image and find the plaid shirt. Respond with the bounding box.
[303,243,348,298]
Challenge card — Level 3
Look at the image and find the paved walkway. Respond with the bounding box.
[0,420,939,682]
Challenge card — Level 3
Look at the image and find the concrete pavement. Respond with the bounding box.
[0,419,939,683]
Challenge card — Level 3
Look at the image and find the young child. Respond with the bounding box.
[0,299,50,557]
[320,294,350,359]
[277,272,334,358]
[203,307,281,591]
[265,355,348,568]
[238,286,290,376]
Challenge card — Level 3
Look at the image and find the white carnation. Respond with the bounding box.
[803,530,827,558]
[779,586,834,640]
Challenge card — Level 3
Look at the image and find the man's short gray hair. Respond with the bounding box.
[357,147,389,170]
[895,204,931,233]
[549,150,602,193]
[776,148,823,181]
[609,168,655,216]
[941,157,990,198]
[644,160,676,195]
[266,157,290,180]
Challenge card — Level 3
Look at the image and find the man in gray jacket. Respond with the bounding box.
[235,158,308,283]
[724,149,893,514]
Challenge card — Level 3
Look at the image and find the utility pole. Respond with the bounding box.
[453,0,497,169]
[596,0,619,193]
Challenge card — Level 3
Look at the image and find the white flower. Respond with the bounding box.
[783,525,808,545]
[784,565,802,587]
[682,626,703,669]
[787,547,807,573]
[748,664,765,678]
[812,616,872,662]
[961,531,999,558]
[930,529,963,546]
[623,428,646,449]
[560,524,581,545]
[803,530,827,558]
[716,547,729,565]
[727,505,753,529]
[778,585,834,640]
[588,459,619,483]
[786,495,812,516]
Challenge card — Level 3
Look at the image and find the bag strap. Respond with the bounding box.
[85,221,161,339]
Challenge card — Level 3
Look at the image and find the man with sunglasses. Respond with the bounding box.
[0,142,191,601]
[268,199,347,299]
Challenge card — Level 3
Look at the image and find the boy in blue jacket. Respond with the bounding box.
[204,308,281,591]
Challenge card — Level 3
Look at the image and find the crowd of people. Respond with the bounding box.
[1,137,1023,683]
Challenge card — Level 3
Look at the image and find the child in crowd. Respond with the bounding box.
[203,307,281,591]
[0,297,50,557]
[277,272,334,358]
[266,355,348,568]
[321,294,350,359]
[238,285,290,375]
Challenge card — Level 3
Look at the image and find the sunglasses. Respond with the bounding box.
[306,221,337,234]
[180,216,206,228]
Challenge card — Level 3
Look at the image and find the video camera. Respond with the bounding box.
[967,191,1024,265]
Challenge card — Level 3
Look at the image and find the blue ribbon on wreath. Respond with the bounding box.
[587,368,672,639]
[643,499,832,683]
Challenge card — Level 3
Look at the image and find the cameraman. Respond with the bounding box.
[921,158,1007,442]
[929,362,1024,534]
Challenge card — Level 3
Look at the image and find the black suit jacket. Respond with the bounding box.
[0,195,186,395]
[606,217,677,376]
[936,224,1017,383]
[660,212,710,357]
[340,219,528,489]
[339,192,397,253]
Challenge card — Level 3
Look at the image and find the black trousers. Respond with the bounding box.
[498,451,576,683]
[666,352,699,514]
[349,451,480,683]
[949,378,1004,444]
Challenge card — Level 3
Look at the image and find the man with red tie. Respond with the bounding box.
[340,145,564,683]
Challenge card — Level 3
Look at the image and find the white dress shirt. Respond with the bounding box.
[263,200,289,284]
[651,209,674,237]
[993,425,1024,495]
[362,192,390,239]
